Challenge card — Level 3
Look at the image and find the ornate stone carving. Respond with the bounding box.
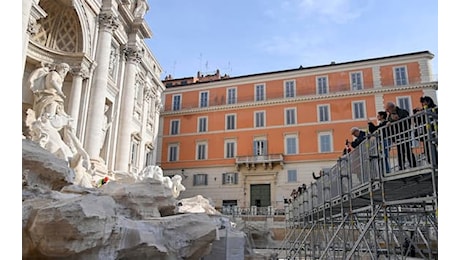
[123,45,144,64]
[27,19,41,36]
[71,65,90,79]
[98,12,119,32]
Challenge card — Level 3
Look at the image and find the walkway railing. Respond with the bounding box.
[277,109,438,259]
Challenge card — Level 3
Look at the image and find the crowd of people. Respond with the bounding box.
[344,96,438,172]
[285,96,438,205]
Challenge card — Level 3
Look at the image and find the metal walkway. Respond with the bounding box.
[276,110,438,259]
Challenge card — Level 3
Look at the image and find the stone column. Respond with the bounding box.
[115,45,144,172]
[84,11,119,159]
[68,65,89,129]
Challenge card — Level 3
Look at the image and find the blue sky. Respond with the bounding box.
[145,0,438,80]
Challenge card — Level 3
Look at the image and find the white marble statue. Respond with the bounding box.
[26,63,94,188]
[177,195,221,215]
[137,165,186,198]
[171,175,186,198]
[133,0,148,18]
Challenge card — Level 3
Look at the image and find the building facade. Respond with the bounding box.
[22,0,164,179]
[158,51,437,211]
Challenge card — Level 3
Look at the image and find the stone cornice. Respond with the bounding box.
[161,82,438,116]
[27,41,96,70]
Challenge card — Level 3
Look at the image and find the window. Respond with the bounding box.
[318,132,332,153]
[350,72,363,90]
[198,117,207,132]
[287,169,297,182]
[227,87,237,104]
[255,111,265,127]
[135,81,144,107]
[170,120,180,135]
[168,144,178,162]
[226,114,236,130]
[397,96,411,112]
[225,140,236,158]
[199,91,209,108]
[285,108,296,125]
[144,146,154,167]
[222,172,238,185]
[394,66,407,86]
[193,174,208,186]
[284,80,295,98]
[318,105,330,122]
[172,95,181,111]
[253,140,267,156]
[255,84,265,101]
[317,76,328,94]
[130,138,139,166]
[285,135,298,155]
[352,101,366,119]
[196,142,207,160]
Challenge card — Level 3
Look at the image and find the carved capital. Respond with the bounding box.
[71,65,90,79]
[123,45,144,64]
[27,19,41,36]
[98,12,119,32]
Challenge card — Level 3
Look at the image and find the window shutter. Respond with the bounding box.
[253,141,258,155]
[234,173,238,184]
[205,174,208,185]
[222,173,225,185]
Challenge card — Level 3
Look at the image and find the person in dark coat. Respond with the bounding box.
[368,111,391,173]
[414,96,438,165]
[350,127,366,149]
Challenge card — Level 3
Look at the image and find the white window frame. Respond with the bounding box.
[196,141,207,160]
[227,87,237,104]
[316,76,329,95]
[285,134,298,155]
[254,111,265,128]
[284,80,296,98]
[254,83,266,101]
[197,116,208,132]
[199,91,209,108]
[172,94,182,111]
[168,143,179,162]
[397,96,412,113]
[318,131,333,153]
[144,145,154,167]
[285,107,296,125]
[225,139,236,158]
[394,66,408,86]
[352,101,366,120]
[170,119,180,135]
[350,71,363,90]
[226,113,236,130]
[317,104,330,122]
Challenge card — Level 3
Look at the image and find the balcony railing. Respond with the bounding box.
[235,154,284,170]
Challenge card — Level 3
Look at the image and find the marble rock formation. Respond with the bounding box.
[22,139,218,259]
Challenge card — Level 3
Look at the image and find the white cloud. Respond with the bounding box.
[294,0,371,24]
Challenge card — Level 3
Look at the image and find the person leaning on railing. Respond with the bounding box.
[413,96,438,165]
[368,111,390,173]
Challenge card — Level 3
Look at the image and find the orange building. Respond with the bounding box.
[157,51,437,211]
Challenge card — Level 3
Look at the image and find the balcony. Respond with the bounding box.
[235,154,284,170]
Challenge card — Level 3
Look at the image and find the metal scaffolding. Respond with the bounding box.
[276,109,438,259]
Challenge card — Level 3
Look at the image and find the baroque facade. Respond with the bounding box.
[158,51,438,211]
[22,0,164,180]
